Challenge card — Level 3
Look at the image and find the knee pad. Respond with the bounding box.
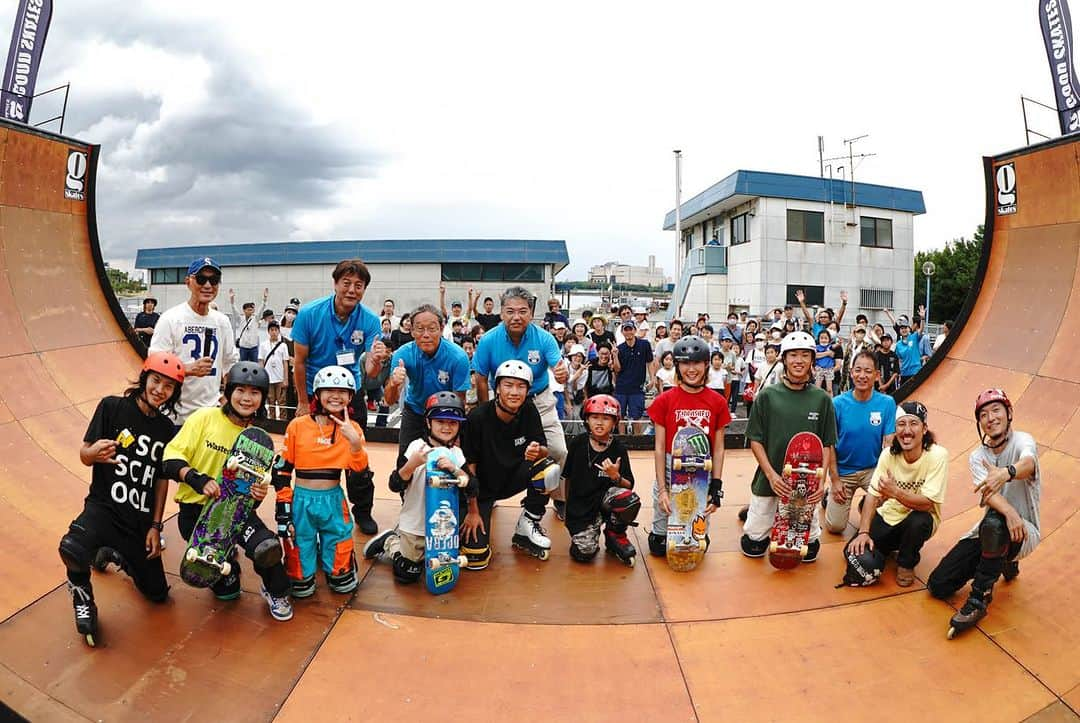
[291,575,317,599]
[391,553,422,584]
[327,566,358,594]
[530,457,561,493]
[979,510,1010,558]
[647,532,667,557]
[569,540,600,563]
[461,544,491,571]
[602,488,641,526]
[252,537,284,570]
[58,533,93,575]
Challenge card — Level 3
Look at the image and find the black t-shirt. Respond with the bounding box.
[562,434,634,533]
[463,399,545,501]
[389,329,412,350]
[875,349,901,384]
[584,362,615,396]
[475,313,501,331]
[590,330,617,351]
[133,311,160,347]
[83,395,176,532]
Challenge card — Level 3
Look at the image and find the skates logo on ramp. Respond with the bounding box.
[64,150,87,201]
[996,163,1017,215]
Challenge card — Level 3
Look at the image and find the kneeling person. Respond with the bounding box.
[844,401,948,587]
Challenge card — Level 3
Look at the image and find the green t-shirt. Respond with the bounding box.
[746,381,838,496]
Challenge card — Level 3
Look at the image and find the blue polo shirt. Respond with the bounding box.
[894,332,923,376]
[391,339,471,415]
[472,322,561,395]
[291,294,382,395]
[614,338,653,394]
[833,390,896,475]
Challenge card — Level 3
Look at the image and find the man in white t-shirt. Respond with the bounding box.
[149,257,239,424]
[260,321,291,420]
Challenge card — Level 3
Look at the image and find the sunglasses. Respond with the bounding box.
[193,274,221,287]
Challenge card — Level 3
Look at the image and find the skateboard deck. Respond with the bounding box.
[769,431,824,570]
[666,425,712,572]
[180,426,275,588]
[424,447,469,595]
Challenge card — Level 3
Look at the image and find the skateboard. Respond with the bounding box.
[666,425,712,572]
[769,431,824,570]
[424,447,469,595]
[180,427,275,588]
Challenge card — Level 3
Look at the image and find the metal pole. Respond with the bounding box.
[674,149,682,304]
[925,275,931,325]
[59,83,69,135]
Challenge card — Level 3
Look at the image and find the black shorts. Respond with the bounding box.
[66,503,168,601]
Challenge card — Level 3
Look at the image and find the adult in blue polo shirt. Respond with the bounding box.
[384,304,471,459]
[291,258,389,534]
[612,319,653,428]
[472,286,569,472]
[824,348,896,534]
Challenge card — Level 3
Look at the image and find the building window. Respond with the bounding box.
[859,288,894,310]
[441,263,543,283]
[787,209,824,243]
[730,213,749,246]
[786,284,824,307]
[860,217,893,248]
[150,267,186,284]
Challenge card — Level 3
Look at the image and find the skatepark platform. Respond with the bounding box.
[0,119,1078,722]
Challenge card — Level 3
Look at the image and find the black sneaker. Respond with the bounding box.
[737,506,749,523]
[363,529,394,559]
[553,500,566,522]
[355,512,378,536]
[802,538,821,563]
[1003,559,1020,582]
[740,534,769,558]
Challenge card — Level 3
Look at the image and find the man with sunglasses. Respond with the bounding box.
[149,257,239,425]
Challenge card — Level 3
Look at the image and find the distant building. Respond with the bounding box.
[588,255,667,288]
[135,239,569,317]
[663,170,925,326]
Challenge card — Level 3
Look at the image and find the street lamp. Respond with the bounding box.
[922,261,936,324]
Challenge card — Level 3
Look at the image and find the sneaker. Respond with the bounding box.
[553,500,566,522]
[801,538,821,563]
[740,534,769,558]
[737,506,749,523]
[260,586,294,622]
[363,529,394,559]
[896,566,915,587]
[355,511,378,536]
[1003,559,1020,582]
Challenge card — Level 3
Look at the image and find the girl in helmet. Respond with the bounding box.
[561,394,640,565]
[363,392,475,584]
[273,365,371,597]
[460,360,558,568]
[645,336,730,558]
[162,362,294,622]
[59,352,184,646]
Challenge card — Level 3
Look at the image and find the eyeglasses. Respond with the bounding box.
[193,274,221,287]
[413,325,442,336]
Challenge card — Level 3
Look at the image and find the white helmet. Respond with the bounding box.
[494,359,533,386]
[313,365,356,393]
[780,331,817,357]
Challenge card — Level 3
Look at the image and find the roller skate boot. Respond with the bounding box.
[511,510,551,561]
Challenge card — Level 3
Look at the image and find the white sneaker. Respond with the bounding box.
[260,586,293,622]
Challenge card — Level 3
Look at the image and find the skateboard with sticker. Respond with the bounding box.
[424,447,469,594]
[769,431,824,570]
[666,425,712,572]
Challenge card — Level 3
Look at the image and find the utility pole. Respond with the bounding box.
[674,149,683,283]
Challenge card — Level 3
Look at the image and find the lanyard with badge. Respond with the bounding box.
[331,302,362,367]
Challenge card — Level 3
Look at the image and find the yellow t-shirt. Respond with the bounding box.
[869,444,949,531]
[163,407,246,505]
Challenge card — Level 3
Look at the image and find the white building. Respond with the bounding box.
[663,170,925,327]
[588,255,667,288]
[135,239,569,319]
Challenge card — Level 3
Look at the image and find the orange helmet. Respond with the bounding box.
[583,394,620,419]
[143,352,185,384]
[974,388,1011,419]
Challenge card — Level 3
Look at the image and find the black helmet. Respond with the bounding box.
[425,391,466,422]
[840,545,885,587]
[673,335,710,363]
[225,362,270,395]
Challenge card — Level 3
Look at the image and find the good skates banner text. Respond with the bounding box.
[0,0,52,123]
[1040,0,1080,135]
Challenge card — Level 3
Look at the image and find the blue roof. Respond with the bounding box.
[135,239,569,272]
[663,170,925,230]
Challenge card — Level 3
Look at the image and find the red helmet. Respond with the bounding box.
[583,394,620,419]
[143,352,185,384]
[974,388,1011,419]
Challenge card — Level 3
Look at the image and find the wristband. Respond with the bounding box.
[150,521,164,532]
[1006,464,1016,481]
[857,530,869,536]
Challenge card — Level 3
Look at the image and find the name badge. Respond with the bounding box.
[337,351,356,366]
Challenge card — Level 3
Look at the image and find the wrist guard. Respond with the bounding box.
[275,496,293,539]
[708,478,724,507]
[184,468,213,494]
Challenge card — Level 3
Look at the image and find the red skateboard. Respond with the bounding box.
[769,431,824,570]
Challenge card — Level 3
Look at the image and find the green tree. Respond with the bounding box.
[914,225,984,323]
[105,265,147,295]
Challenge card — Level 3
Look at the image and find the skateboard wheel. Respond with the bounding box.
[262,472,273,485]
[947,627,957,640]
[85,633,96,647]
[800,545,809,558]
[226,456,240,472]
[220,561,232,577]
[672,458,682,471]
[783,463,792,476]
[457,555,468,566]
[815,468,825,480]
[704,459,713,472]
[769,541,778,554]
[628,556,636,568]
[457,475,469,487]
[185,548,198,563]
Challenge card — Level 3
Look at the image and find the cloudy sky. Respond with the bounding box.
[11,0,1070,279]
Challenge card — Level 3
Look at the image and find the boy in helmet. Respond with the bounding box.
[460,360,559,568]
[273,366,372,597]
[741,331,837,562]
[928,389,1041,637]
[646,335,731,557]
[59,352,184,646]
[161,362,293,621]
[561,394,639,565]
[363,392,475,583]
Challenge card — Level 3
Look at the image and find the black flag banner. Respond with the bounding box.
[0,0,52,124]
[1040,0,1080,135]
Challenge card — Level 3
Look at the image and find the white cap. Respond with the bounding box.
[568,344,586,358]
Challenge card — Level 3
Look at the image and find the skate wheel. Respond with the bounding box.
[704,459,713,472]
[783,463,792,476]
[220,561,232,577]
[262,472,273,485]
[769,541,778,554]
[815,468,825,480]
[85,633,96,647]
[457,475,469,487]
[672,458,682,471]
[628,556,636,568]
[800,545,809,558]
[185,548,198,563]
[538,549,550,561]
[457,555,468,567]
[947,626,957,640]
[226,456,240,472]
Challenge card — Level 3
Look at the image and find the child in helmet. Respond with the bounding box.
[460,360,560,568]
[562,394,639,565]
[161,362,293,621]
[59,352,184,646]
[646,336,730,557]
[363,392,475,583]
[273,365,372,597]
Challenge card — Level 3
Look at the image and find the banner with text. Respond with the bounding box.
[0,0,52,123]
[1040,0,1080,135]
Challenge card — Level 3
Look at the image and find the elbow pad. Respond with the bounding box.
[348,467,375,490]
[388,469,409,494]
[162,458,188,482]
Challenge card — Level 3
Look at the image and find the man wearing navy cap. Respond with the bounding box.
[149,257,239,424]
